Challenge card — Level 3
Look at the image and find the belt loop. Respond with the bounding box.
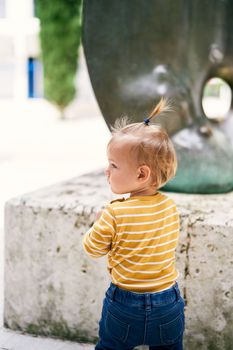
[109,283,117,302]
[174,283,180,301]
[145,294,151,311]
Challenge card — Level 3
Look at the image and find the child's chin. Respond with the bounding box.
[111,189,121,194]
[111,187,122,194]
[112,188,129,195]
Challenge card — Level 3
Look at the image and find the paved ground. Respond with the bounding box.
[0,327,93,350]
[0,52,109,349]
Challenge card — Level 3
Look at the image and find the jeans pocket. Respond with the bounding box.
[160,313,184,345]
[105,310,130,342]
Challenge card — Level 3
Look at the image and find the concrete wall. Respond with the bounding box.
[4,171,233,349]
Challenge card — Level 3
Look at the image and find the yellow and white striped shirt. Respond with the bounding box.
[83,192,180,293]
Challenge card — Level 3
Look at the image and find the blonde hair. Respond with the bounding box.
[110,98,177,189]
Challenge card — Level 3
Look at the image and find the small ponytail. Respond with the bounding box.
[109,97,177,189]
[143,97,172,125]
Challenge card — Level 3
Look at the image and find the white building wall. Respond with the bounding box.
[0,0,40,98]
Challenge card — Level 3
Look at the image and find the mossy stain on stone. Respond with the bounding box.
[25,319,97,344]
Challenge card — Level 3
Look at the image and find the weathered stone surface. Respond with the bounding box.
[4,172,112,343]
[4,171,233,348]
[171,192,233,349]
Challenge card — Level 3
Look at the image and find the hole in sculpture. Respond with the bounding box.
[202,77,232,121]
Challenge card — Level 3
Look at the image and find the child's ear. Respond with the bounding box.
[137,165,151,182]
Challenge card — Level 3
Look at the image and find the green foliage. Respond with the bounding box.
[36,0,82,114]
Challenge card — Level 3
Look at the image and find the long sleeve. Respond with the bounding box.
[83,205,116,258]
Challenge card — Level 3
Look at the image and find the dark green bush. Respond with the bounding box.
[36,0,82,116]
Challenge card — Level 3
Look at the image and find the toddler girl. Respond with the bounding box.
[83,98,185,350]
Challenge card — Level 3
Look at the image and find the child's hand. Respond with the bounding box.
[95,210,103,220]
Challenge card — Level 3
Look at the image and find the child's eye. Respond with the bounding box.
[111,163,117,169]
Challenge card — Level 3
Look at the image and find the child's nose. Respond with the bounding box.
[105,167,110,177]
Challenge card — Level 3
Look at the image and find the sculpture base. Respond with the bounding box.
[4,171,233,349]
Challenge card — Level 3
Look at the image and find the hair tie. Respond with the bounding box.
[143,117,150,125]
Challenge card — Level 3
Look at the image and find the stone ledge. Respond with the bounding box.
[4,171,233,349]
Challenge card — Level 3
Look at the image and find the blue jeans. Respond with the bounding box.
[95,283,185,350]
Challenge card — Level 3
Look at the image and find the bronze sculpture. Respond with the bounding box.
[83,0,233,193]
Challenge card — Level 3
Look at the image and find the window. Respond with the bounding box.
[28,57,43,98]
